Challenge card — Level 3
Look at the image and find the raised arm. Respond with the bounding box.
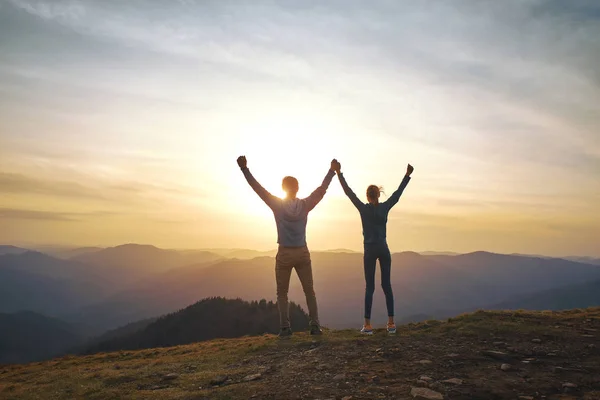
[335,161,364,211]
[237,156,279,209]
[382,163,413,210]
[304,159,337,211]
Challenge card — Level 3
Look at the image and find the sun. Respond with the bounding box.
[233,114,341,199]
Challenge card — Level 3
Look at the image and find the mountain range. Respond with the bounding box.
[2,243,600,363]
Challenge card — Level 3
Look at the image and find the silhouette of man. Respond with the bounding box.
[237,155,337,337]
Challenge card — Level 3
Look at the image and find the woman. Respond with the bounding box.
[333,161,413,334]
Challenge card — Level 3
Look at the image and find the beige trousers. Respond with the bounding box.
[275,245,319,328]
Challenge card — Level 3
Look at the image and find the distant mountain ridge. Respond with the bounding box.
[2,243,600,337]
[0,245,29,255]
[0,311,82,364]
[0,252,112,316]
[490,279,600,311]
[70,244,222,287]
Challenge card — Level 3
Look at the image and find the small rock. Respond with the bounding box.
[446,353,459,357]
[482,350,512,361]
[419,375,433,382]
[210,375,229,386]
[547,353,557,356]
[316,364,328,371]
[416,380,428,386]
[333,374,346,381]
[418,360,432,365]
[163,373,179,381]
[149,385,168,391]
[500,364,511,371]
[442,378,463,385]
[518,397,534,400]
[531,338,542,344]
[243,373,262,382]
[562,382,577,388]
[410,387,444,400]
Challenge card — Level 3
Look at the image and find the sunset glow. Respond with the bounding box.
[1,1,599,256]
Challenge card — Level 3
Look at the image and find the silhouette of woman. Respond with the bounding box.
[333,160,413,334]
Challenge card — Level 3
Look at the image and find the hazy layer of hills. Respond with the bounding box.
[0,311,83,364]
[1,243,600,364]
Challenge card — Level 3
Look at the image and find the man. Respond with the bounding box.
[237,155,337,337]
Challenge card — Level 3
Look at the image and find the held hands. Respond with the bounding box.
[406,163,414,177]
[237,155,247,169]
[331,159,341,173]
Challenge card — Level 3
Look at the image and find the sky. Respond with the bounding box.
[1,0,599,256]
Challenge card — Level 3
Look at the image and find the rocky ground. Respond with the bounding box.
[1,308,599,399]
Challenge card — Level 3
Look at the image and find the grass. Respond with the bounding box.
[0,335,276,400]
[1,307,599,399]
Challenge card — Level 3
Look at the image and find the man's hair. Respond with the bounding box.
[282,176,299,194]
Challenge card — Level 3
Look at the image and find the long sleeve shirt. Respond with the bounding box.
[241,168,335,247]
[338,173,411,245]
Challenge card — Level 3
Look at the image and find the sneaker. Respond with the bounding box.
[360,325,374,335]
[278,327,293,338]
[309,324,323,336]
[387,323,397,334]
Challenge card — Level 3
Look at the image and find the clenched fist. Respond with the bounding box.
[406,163,414,176]
[237,155,247,169]
[331,159,341,173]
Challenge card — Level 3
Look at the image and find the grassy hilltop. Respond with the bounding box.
[1,308,599,400]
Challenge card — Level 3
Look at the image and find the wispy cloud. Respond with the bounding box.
[0,172,99,199]
[0,207,112,221]
[8,0,85,21]
[0,171,199,204]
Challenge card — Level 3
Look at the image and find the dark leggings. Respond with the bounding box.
[364,243,393,319]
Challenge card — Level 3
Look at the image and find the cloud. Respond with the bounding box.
[8,0,85,21]
[0,172,100,199]
[0,172,199,204]
[0,207,111,221]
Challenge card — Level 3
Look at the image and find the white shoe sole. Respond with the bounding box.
[361,330,374,335]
